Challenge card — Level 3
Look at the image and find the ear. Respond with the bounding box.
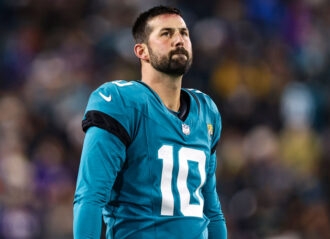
[134,43,149,62]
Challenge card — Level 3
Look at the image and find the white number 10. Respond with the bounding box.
[158,145,206,218]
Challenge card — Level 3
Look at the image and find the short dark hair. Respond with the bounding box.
[132,6,182,44]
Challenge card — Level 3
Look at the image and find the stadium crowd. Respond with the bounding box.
[0,0,329,238]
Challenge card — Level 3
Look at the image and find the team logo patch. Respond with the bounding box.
[207,124,213,139]
[182,124,190,135]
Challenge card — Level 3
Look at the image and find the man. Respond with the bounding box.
[73,6,227,239]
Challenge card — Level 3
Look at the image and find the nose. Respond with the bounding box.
[172,31,184,47]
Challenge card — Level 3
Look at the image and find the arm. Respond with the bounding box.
[203,153,227,239]
[73,127,126,239]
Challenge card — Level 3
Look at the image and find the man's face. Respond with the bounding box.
[146,14,193,76]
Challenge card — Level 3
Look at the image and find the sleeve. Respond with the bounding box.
[203,103,227,239]
[203,154,227,239]
[73,127,126,238]
[73,82,133,238]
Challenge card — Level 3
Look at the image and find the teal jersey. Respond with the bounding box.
[74,80,227,239]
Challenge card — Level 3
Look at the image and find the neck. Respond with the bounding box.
[141,65,182,112]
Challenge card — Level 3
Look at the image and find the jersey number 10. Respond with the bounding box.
[158,145,206,218]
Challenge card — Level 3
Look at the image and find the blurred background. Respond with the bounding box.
[0,0,329,238]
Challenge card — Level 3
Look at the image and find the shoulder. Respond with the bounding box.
[93,80,146,104]
[97,80,144,95]
[185,88,220,117]
[83,81,145,144]
[186,88,222,146]
[86,80,147,114]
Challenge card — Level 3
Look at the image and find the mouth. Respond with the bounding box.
[171,53,188,60]
[171,50,189,59]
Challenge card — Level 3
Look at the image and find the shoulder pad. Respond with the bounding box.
[186,88,219,115]
[83,80,142,143]
[86,80,145,114]
[186,88,222,149]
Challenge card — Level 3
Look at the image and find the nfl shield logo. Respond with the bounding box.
[182,124,190,135]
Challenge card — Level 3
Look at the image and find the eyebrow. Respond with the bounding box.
[160,27,188,32]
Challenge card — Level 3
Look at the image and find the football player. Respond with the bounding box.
[74,6,227,239]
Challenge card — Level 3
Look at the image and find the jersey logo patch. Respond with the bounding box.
[207,123,213,139]
[99,92,112,102]
[182,124,190,135]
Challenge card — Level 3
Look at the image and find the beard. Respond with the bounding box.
[148,46,193,76]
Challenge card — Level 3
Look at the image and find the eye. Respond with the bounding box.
[181,30,189,37]
[161,31,169,36]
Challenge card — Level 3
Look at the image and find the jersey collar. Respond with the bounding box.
[136,80,192,122]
